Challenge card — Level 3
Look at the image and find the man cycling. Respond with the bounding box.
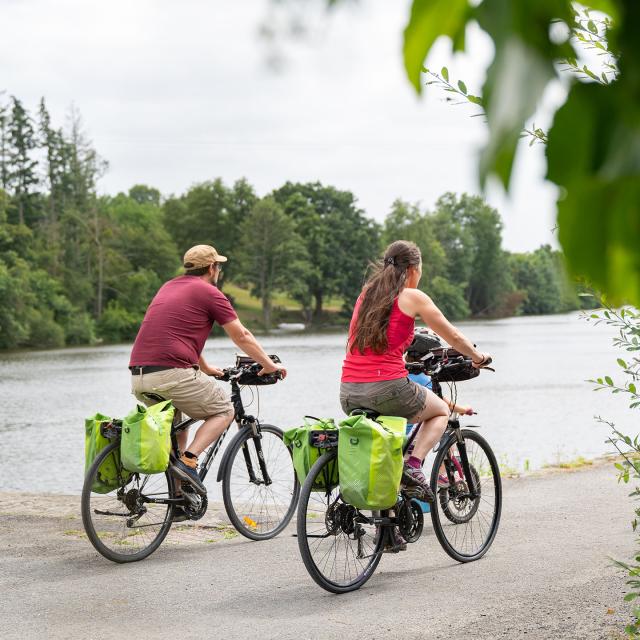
[129,244,286,498]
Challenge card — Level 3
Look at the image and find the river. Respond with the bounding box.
[0,312,631,494]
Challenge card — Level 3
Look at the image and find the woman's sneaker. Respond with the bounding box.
[437,474,450,488]
[402,464,435,503]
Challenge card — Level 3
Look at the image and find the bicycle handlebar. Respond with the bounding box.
[406,353,495,377]
[216,362,283,383]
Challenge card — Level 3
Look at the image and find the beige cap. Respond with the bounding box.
[183,245,228,269]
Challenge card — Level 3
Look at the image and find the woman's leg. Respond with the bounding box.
[408,388,449,460]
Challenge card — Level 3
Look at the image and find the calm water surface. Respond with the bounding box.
[0,313,630,494]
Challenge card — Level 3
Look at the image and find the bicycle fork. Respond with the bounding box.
[453,432,478,500]
[240,420,273,486]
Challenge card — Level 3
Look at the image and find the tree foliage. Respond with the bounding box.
[401,0,640,307]
[0,93,594,350]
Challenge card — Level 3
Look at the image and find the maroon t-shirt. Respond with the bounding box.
[129,276,238,368]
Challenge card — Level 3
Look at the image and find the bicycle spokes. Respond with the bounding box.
[432,431,501,560]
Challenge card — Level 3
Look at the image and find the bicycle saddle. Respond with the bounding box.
[141,392,166,404]
[350,408,381,420]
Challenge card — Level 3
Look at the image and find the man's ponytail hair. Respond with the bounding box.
[350,240,421,355]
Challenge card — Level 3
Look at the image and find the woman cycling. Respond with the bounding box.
[340,240,491,502]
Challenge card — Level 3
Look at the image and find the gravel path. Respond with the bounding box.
[0,462,634,639]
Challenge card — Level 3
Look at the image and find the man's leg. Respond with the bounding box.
[185,410,234,456]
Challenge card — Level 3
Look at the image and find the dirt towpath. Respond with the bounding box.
[0,461,635,639]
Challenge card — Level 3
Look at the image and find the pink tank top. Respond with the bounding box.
[341,294,415,383]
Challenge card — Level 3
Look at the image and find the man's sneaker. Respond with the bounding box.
[169,455,207,495]
[383,528,408,553]
[437,474,450,488]
[402,464,435,503]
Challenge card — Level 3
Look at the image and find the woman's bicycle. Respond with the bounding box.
[81,356,300,563]
[296,351,501,593]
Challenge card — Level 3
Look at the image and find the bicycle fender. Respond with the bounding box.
[216,426,251,482]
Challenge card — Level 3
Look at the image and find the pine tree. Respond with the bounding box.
[8,97,38,225]
[38,97,68,224]
[0,94,10,192]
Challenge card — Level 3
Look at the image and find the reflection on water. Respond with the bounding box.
[0,313,630,494]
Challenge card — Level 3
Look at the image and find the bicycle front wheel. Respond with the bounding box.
[81,441,175,563]
[297,451,384,594]
[430,429,502,562]
[222,424,299,540]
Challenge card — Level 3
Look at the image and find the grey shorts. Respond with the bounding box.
[339,378,427,420]
[131,368,233,420]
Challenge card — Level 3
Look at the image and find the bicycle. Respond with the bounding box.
[296,351,501,593]
[81,355,300,563]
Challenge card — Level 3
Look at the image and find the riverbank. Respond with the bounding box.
[0,461,633,639]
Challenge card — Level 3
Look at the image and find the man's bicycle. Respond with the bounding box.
[296,352,502,593]
[81,356,299,563]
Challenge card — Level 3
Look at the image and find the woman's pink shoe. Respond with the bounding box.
[437,474,450,488]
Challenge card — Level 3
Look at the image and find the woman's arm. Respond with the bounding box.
[398,288,487,364]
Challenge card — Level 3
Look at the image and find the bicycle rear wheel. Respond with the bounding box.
[222,424,299,540]
[430,429,501,562]
[297,451,384,593]
[81,441,175,563]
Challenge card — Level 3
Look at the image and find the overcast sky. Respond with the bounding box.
[0,0,563,252]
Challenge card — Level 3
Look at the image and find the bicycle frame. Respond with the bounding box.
[162,374,272,487]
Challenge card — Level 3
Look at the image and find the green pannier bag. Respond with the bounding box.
[283,417,339,490]
[121,400,174,474]
[85,412,131,493]
[338,413,406,510]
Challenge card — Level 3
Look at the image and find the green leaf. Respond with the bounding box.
[467,95,483,105]
[441,66,449,82]
[625,592,639,602]
[618,358,628,368]
[630,383,637,394]
[403,0,468,94]
[605,376,613,386]
[587,20,597,34]
[479,38,554,188]
[458,79,467,94]
[548,82,640,308]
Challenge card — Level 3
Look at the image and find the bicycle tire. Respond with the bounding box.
[81,441,175,563]
[222,424,299,540]
[297,451,384,593]
[430,429,502,563]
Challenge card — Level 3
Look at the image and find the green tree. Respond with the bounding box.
[382,199,446,284]
[432,193,510,316]
[0,95,9,191]
[129,184,161,206]
[7,97,39,226]
[163,177,257,282]
[273,181,380,320]
[237,196,306,329]
[509,245,580,315]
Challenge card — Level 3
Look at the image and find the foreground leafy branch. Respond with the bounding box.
[587,305,640,636]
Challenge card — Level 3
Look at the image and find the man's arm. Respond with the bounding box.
[198,354,224,377]
[222,319,287,378]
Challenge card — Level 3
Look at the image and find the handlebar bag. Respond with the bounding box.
[85,413,131,493]
[283,417,338,490]
[121,400,174,474]
[338,413,405,510]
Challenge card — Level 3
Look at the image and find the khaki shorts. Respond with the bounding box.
[131,368,233,420]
